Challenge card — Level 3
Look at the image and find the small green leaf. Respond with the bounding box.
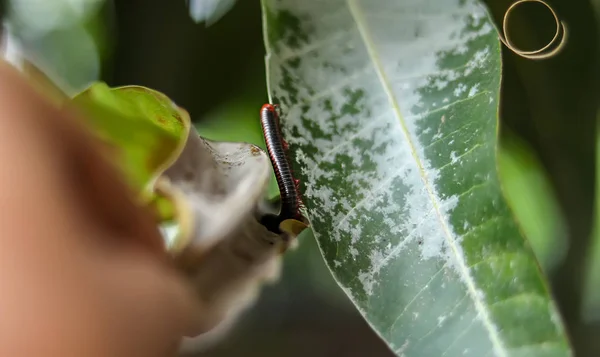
[71,82,189,197]
[263,0,571,356]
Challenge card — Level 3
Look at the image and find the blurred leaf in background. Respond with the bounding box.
[498,131,568,273]
[581,114,600,324]
[5,0,109,95]
[581,0,600,328]
[187,0,238,27]
[484,0,599,354]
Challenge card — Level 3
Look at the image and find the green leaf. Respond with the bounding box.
[583,0,600,327]
[71,82,190,224]
[72,82,189,197]
[262,0,571,356]
[582,116,600,323]
[497,133,567,273]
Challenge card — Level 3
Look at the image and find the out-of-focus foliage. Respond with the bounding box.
[498,131,568,273]
[578,0,600,330]
[582,121,600,323]
[485,1,599,355]
[5,0,108,94]
[187,0,238,26]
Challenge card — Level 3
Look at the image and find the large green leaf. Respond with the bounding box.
[262,0,571,356]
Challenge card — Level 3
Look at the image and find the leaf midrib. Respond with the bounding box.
[345,0,507,355]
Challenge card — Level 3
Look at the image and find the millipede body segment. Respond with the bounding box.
[259,104,302,231]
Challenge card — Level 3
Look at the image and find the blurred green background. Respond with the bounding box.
[2,0,600,355]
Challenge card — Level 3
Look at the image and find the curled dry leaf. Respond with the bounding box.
[163,130,303,352]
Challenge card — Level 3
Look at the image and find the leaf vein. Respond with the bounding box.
[462,215,504,238]
[440,315,479,356]
[277,30,353,62]
[333,170,405,233]
[307,112,389,182]
[346,1,506,355]
[467,251,524,270]
[489,292,546,309]
[286,64,374,111]
[370,207,438,273]
[508,341,567,353]
[423,121,475,149]
[410,293,470,347]
[438,143,484,172]
[412,90,490,122]
[454,181,490,201]
[388,262,449,336]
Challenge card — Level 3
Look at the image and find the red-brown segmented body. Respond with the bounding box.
[260,104,302,231]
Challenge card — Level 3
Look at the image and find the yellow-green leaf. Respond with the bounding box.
[71,82,190,200]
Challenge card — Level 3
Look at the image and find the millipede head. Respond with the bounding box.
[260,103,277,116]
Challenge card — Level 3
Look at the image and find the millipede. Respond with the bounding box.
[259,103,303,232]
